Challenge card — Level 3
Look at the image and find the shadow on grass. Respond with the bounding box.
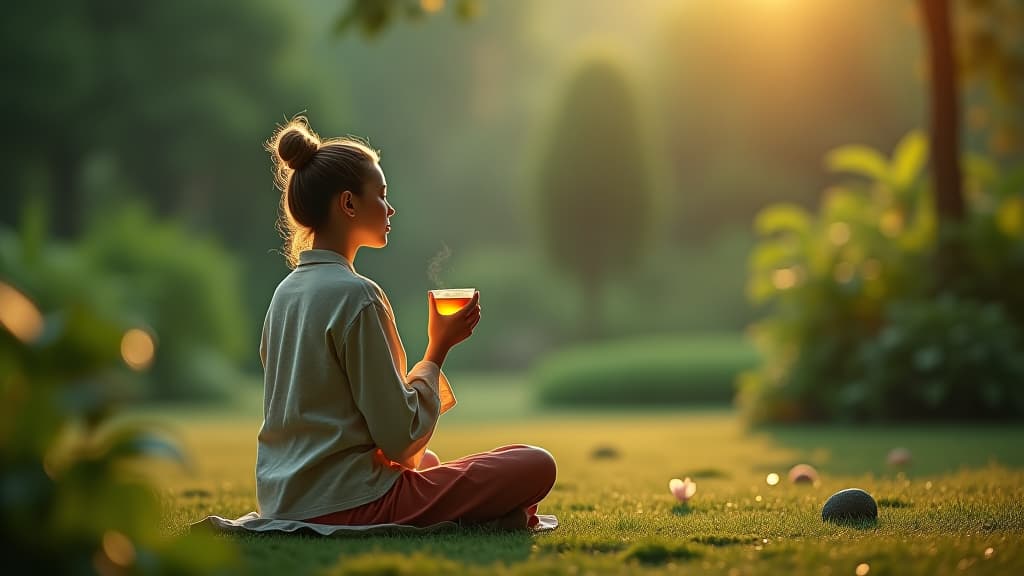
[622,541,701,565]
[690,535,760,547]
[824,517,879,530]
[671,504,694,516]
[235,528,537,571]
[683,467,730,479]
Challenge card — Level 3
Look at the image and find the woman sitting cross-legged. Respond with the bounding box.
[256,117,557,530]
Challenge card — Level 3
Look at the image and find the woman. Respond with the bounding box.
[256,117,557,530]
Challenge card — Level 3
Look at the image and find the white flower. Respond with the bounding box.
[669,477,696,503]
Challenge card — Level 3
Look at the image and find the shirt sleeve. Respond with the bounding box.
[340,302,445,469]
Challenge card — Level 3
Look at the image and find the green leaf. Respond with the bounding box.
[890,131,928,191]
[754,204,812,237]
[749,243,802,272]
[822,188,869,222]
[825,145,889,181]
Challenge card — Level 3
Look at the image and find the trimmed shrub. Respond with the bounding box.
[534,335,757,407]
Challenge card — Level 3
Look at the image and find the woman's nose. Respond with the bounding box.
[387,204,396,216]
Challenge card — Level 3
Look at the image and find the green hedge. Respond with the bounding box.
[534,335,758,407]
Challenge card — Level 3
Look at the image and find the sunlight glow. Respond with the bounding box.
[0,281,44,343]
[121,328,156,371]
[420,0,445,14]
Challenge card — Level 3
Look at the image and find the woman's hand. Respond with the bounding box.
[425,291,480,366]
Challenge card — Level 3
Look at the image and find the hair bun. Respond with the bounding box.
[277,126,320,171]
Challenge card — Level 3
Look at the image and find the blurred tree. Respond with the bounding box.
[535,57,655,339]
[2,0,342,373]
[1,0,301,239]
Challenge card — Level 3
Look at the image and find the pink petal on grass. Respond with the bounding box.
[669,477,697,502]
[887,448,912,467]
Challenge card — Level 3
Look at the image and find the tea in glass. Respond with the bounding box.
[430,288,476,316]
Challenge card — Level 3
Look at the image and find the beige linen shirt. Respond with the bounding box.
[256,249,456,520]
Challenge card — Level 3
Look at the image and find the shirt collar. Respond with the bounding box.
[297,249,354,272]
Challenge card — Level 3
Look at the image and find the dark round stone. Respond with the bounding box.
[821,488,878,523]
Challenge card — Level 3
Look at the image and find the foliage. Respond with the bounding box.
[0,223,235,571]
[740,131,1024,422]
[80,203,251,402]
[534,335,757,407]
[334,0,483,38]
[2,201,251,402]
[847,296,1024,420]
[0,0,331,373]
[956,0,1024,158]
[1,0,304,233]
[535,55,657,338]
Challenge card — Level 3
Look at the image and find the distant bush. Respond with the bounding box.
[534,335,758,407]
[849,296,1024,419]
[1,201,250,402]
[81,204,250,401]
[740,132,1024,422]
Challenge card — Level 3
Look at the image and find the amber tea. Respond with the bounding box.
[430,288,475,316]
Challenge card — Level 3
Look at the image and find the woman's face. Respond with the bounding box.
[354,163,396,249]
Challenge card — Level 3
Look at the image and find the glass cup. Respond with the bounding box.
[430,288,476,316]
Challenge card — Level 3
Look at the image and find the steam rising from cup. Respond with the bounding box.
[427,242,452,288]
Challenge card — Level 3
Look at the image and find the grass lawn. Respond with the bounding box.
[137,373,1024,575]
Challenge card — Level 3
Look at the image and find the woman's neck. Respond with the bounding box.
[312,235,358,265]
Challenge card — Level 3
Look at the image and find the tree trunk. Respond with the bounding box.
[919,0,966,289]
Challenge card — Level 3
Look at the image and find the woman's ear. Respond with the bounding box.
[339,190,357,218]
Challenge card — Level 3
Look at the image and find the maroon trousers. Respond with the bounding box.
[306,444,556,529]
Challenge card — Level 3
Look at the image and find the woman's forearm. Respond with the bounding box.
[424,341,449,367]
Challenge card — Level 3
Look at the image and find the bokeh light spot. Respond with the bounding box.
[828,222,851,246]
[121,328,156,371]
[420,0,444,13]
[880,210,904,237]
[856,562,870,576]
[766,473,780,486]
[0,282,44,343]
[102,530,136,568]
[772,268,797,290]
